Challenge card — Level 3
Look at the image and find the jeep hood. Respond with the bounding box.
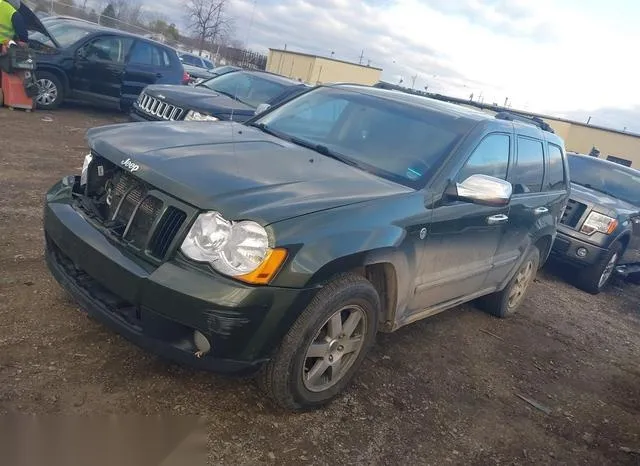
[86,121,412,225]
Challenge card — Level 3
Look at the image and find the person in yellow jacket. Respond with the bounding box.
[0,0,28,45]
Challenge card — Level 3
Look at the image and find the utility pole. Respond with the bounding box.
[410,74,418,89]
[358,50,364,65]
[504,97,509,107]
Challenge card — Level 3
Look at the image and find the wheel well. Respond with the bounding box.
[618,234,630,252]
[362,263,397,332]
[37,67,68,93]
[534,235,553,267]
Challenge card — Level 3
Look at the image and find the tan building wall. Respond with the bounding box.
[545,117,640,168]
[311,57,381,85]
[266,49,382,86]
[266,50,316,82]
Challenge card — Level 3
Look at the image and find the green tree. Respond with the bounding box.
[100,4,117,28]
[166,24,180,44]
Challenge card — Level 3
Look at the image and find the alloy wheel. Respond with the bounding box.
[36,79,58,106]
[302,305,367,393]
[508,259,535,310]
[598,253,619,289]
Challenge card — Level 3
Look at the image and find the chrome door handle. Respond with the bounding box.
[487,214,509,225]
[534,207,549,215]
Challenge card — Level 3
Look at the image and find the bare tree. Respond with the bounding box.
[186,0,233,54]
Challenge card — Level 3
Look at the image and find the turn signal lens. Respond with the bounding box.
[237,248,288,285]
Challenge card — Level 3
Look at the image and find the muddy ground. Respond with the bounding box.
[1,106,639,465]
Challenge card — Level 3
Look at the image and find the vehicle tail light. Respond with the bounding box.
[182,71,190,84]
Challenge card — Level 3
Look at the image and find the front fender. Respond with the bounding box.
[270,193,425,291]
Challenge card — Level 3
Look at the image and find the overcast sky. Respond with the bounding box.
[147,0,639,132]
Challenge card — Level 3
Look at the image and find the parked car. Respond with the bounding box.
[550,152,640,293]
[28,19,187,110]
[178,52,216,83]
[43,85,569,411]
[130,70,309,123]
[208,65,241,77]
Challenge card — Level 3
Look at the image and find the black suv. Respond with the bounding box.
[43,85,569,410]
[130,70,309,123]
[551,153,640,293]
[28,19,185,110]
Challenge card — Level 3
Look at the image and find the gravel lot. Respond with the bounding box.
[1,106,639,465]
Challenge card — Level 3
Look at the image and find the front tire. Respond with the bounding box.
[35,71,64,110]
[259,273,380,411]
[575,242,622,294]
[479,246,540,318]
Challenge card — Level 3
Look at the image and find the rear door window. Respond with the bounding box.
[129,42,172,67]
[457,133,511,182]
[546,143,566,191]
[512,137,545,193]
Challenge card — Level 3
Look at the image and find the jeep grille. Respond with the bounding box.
[137,93,185,121]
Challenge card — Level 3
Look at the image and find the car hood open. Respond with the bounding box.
[20,5,59,47]
[86,121,412,225]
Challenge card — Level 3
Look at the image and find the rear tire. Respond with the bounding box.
[258,273,379,411]
[479,246,540,318]
[35,71,64,110]
[575,242,622,294]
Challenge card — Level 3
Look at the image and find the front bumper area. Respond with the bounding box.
[550,230,608,266]
[44,180,314,374]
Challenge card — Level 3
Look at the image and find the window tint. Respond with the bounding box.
[82,36,132,64]
[273,97,349,139]
[181,54,203,67]
[546,143,566,191]
[568,155,640,205]
[129,42,171,67]
[512,137,545,193]
[457,134,510,182]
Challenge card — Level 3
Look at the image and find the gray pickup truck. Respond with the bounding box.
[551,152,640,293]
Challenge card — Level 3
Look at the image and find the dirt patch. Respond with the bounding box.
[1,106,639,465]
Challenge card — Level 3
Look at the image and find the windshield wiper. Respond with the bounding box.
[288,137,359,167]
[574,182,616,197]
[249,122,289,140]
[211,88,249,105]
[249,124,360,168]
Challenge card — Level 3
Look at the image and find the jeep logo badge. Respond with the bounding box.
[121,158,140,173]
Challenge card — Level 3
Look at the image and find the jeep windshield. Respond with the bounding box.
[568,155,640,206]
[198,72,288,108]
[250,86,474,189]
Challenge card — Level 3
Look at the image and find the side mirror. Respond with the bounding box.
[446,174,512,207]
[255,103,271,115]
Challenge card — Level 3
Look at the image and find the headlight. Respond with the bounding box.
[580,212,618,235]
[180,211,287,284]
[184,110,219,122]
[80,153,92,186]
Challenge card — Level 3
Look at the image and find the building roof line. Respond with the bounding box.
[269,48,383,71]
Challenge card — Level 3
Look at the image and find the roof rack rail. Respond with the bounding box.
[494,111,555,134]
